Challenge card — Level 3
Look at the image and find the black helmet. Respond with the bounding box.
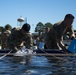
[22,23,30,31]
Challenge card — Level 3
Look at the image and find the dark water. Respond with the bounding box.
[0,55,76,75]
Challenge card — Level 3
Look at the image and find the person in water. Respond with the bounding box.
[8,23,33,52]
[45,14,75,51]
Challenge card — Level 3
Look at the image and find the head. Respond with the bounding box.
[64,14,75,27]
[21,23,30,34]
[22,23,30,31]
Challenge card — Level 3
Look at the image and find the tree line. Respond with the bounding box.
[0,22,53,33]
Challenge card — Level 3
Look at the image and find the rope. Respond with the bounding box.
[0,50,12,59]
[33,53,76,56]
[39,49,68,61]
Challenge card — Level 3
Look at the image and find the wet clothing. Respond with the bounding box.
[1,30,11,49]
[45,21,74,50]
[7,29,33,52]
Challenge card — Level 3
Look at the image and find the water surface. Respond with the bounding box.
[0,55,76,75]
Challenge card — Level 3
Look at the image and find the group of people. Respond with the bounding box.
[8,23,33,52]
[1,23,33,52]
[1,13,75,53]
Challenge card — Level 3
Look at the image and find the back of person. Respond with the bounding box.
[7,29,24,49]
[1,29,11,49]
[23,32,33,49]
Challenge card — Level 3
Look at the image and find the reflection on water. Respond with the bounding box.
[0,55,76,75]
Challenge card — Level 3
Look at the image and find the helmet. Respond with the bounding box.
[22,23,30,31]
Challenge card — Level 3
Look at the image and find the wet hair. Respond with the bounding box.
[64,14,75,19]
[22,23,30,31]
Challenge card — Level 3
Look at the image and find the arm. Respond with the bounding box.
[23,33,33,50]
[67,26,75,39]
[70,30,75,39]
[56,39,66,50]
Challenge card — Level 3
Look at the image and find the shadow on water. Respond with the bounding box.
[0,55,76,75]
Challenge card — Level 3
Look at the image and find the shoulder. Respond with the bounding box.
[26,32,32,35]
[25,32,33,37]
[4,30,11,34]
[11,29,20,36]
[53,21,63,26]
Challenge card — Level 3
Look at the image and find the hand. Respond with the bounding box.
[14,46,19,51]
[71,36,75,40]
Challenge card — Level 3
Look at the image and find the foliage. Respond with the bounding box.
[0,26,5,33]
[4,24,12,30]
[35,22,44,32]
[35,22,53,32]
[44,22,53,28]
